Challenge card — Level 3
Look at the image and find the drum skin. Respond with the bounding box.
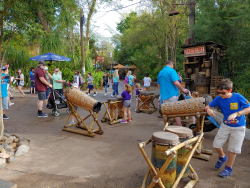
[65,87,102,112]
[165,126,193,179]
[161,97,205,115]
[151,132,179,188]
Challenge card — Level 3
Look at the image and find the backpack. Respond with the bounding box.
[124,76,128,84]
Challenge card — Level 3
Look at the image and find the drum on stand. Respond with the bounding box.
[139,92,154,109]
[107,98,123,119]
[164,126,193,179]
[151,132,179,188]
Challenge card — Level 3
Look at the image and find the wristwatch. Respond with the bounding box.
[237,112,241,117]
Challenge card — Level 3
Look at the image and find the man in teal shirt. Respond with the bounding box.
[52,68,66,96]
[157,60,189,126]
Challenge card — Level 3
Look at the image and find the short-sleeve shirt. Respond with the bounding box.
[30,74,35,81]
[128,75,134,85]
[143,77,151,87]
[121,90,131,101]
[113,75,119,83]
[103,76,108,84]
[1,73,8,98]
[52,73,63,89]
[35,68,47,92]
[157,66,179,100]
[136,89,140,96]
[209,93,250,127]
[87,76,93,85]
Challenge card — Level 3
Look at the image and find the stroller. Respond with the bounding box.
[46,89,69,116]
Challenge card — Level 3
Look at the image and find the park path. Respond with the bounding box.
[0,84,249,188]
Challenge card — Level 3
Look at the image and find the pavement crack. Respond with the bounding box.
[49,136,69,143]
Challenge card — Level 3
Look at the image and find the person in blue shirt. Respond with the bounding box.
[1,67,10,119]
[206,79,250,178]
[29,69,35,94]
[157,60,189,126]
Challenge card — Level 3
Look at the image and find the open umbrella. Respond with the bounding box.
[30,52,71,74]
[113,64,126,69]
[128,64,137,69]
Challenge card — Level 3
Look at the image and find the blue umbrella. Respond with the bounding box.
[30,52,71,61]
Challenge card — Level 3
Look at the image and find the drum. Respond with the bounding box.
[164,126,193,179]
[139,92,154,109]
[65,87,102,112]
[107,98,123,119]
[161,97,205,115]
[151,132,179,188]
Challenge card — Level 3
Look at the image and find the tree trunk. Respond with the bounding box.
[0,13,4,140]
[85,0,96,55]
[189,0,195,45]
[80,8,85,75]
[38,11,51,33]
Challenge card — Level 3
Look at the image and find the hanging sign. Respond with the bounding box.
[96,56,104,62]
[184,45,206,57]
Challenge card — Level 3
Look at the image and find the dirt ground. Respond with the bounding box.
[0,84,250,188]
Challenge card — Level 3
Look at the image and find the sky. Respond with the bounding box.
[91,0,144,38]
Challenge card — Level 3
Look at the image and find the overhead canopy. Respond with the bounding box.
[113,64,126,69]
[128,64,137,69]
[30,52,71,61]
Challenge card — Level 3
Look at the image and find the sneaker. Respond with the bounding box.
[87,93,90,96]
[69,121,74,125]
[3,114,9,120]
[219,166,232,178]
[135,109,137,112]
[128,119,132,122]
[120,120,127,123]
[215,155,228,169]
[93,92,97,97]
[9,102,14,106]
[111,94,114,98]
[104,93,107,96]
[37,113,48,117]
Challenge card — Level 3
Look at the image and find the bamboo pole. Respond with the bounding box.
[184,180,198,188]
[163,121,169,131]
[141,168,150,188]
[62,127,95,137]
[171,133,204,188]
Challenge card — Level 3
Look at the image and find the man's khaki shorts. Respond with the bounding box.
[213,123,245,154]
[162,96,178,103]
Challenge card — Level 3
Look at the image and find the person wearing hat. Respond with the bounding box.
[35,61,52,117]
[44,66,52,108]
[1,66,10,119]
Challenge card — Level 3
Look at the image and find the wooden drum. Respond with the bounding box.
[161,97,206,115]
[65,87,102,112]
[107,98,123,119]
[139,92,154,109]
[165,126,193,179]
[151,132,179,188]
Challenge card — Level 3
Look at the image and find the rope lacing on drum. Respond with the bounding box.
[169,149,176,158]
[185,140,190,148]
[142,142,146,147]
[152,177,161,183]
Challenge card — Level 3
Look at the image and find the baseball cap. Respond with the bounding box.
[44,66,48,70]
[1,67,6,70]
[38,61,46,65]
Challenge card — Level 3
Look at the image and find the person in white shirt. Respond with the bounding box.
[143,73,152,92]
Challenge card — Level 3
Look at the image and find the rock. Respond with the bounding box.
[7,152,14,156]
[9,143,17,149]
[12,136,16,139]
[7,156,15,163]
[5,136,14,144]
[2,143,8,148]
[5,145,14,153]
[0,158,6,166]
[15,145,30,157]
[17,140,30,147]
[0,145,3,151]
[2,136,7,142]
[0,153,10,159]
[4,133,10,137]
[0,148,6,154]
[13,138,19,143]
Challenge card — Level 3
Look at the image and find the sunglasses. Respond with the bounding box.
[217,90,230,95]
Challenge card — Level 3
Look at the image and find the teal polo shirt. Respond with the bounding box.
[157,66,179,100]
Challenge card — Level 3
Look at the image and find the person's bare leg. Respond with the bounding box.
[227,151,236,168]
[71,114,74,122]
[123,107,127,121]
[148,87,150,92]
[175,117,182,126]
[37,100,44,111]
[127,107,131,119]
[215,147,225,158]
[136,100,139,110]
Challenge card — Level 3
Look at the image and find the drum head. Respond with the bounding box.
[140,92,154,95]
[107,98,122,102]
[165,126,193,138]
[152,131,179,145]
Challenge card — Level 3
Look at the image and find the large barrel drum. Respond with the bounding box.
[65,87,102,112]
[151,132,179,188]
[139,92,154,109]
[107,98,124,119]
[160,96,212,116]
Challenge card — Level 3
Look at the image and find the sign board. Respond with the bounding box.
[184,45,206,57]
[96,56,104,62]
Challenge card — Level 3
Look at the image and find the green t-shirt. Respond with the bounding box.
[52,73,63,89]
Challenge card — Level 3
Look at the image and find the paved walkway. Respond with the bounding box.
[0,84,250,188]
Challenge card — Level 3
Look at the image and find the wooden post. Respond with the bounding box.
[94,46,97,70]
[80,8,85,76]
